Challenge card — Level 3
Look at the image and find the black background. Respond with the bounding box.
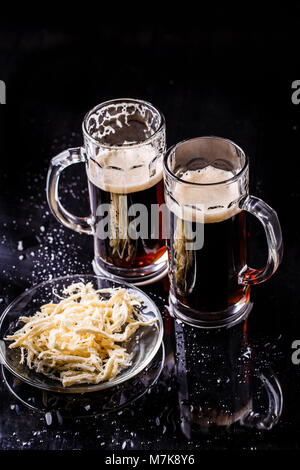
[1,8,300,453]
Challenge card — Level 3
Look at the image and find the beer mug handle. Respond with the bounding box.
[240,369,283,430]
[239,196,283,285]
[46,147,93,235]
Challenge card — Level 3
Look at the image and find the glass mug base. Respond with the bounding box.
[92,252,168,286]
[168,291,252,329]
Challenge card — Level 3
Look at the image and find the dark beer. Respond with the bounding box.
[166,164,249,318]
[89,178,166,270]
[87,145,166,273]
[168,211,249,314]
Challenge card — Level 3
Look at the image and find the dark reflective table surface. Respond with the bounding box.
[1,20,300,451]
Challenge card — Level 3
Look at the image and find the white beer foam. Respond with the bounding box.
[87,145,163,194]
[166,165,241,223]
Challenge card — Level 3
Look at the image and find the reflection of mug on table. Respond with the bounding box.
[174,309,283,438]
[47,99,167,283]
[164,137,283,327]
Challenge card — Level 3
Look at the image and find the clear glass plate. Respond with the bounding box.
[0,274,164,394]
[0,344,165,418]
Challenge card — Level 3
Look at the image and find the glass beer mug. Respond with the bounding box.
[164,136,283,327]
[47,99,167,284]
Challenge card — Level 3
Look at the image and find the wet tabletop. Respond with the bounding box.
[1,20,300,451]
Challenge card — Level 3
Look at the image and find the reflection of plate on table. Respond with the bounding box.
[0,275,163,394]
[1,343,165,421]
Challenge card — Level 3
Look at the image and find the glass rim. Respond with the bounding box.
[82,98,165,150]
[163,136,249,187]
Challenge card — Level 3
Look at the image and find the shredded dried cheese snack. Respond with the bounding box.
[5,282,155,387]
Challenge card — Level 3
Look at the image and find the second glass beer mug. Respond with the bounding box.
[163,136,283,327]
[47,99,167,283]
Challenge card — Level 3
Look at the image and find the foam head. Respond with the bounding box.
[87,145,163,194]
[166,165,241,223]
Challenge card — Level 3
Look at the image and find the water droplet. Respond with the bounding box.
[45,412,52,425]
